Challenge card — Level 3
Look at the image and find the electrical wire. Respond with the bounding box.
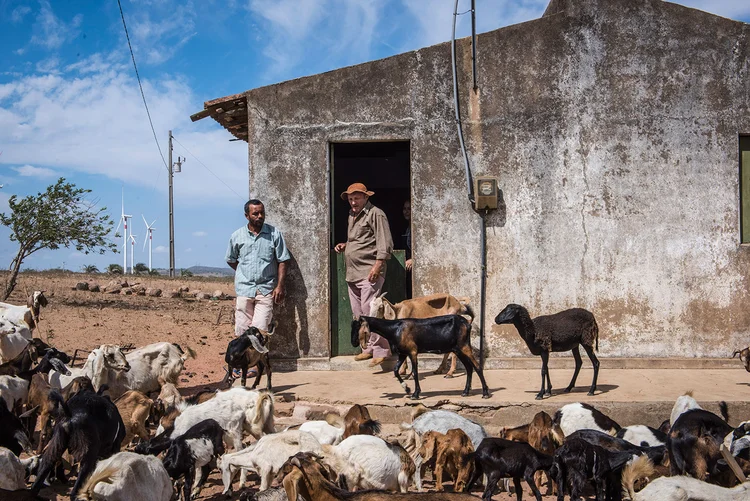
[171,136,245,201]
[117,0,169,173]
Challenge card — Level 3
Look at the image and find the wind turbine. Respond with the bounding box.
[129,233,137,274]
[114,191,132,273]
[142,215,156,272]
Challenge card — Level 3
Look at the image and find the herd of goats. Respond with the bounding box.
[0,291,750,501]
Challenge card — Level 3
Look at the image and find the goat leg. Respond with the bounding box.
[69,452,98,500]
[564,347,583,393]
[483,471,501,501]
[409,354,421,400]
[393,355,410,395]
[583,344,599,396]
[444,352,456,378]
[525,472,543,501]
[183,465,195,501]
[537,351,550,400]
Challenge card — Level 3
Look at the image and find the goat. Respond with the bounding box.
[279,452,479,500]
[550,437,634,501]
[732,347,750,372]
[223,324,274,390]
[162,419,225,501]
[668,406,733,481]
[351,315,489,399]
[0,375,29,413]
[30,389,125,499]
[23,373,56,453]
[626,474,750,501]
[553,402,621,437]
[113,390,153,447]
[76,451,173,501]
[320,435,417,493]
[249,486,305,501]
[402,407,487,453]
[49,344,130,391]
[417,428,474,492]
[369,293,474,378]
[299,419,345,446]
[0,291,48,363]
[466,437,552,501]
[494,303,599,399]
[341,404,381,439]
[140,387,275,455]
[616,425,668,448]
[0,398,33,456]
[60,376,95,401]
[0,446,37,490]
[0,342,39,376]
[727,421,750,457]
[220,430,323,494]
[670,391,702,426]
[105,342,196,399]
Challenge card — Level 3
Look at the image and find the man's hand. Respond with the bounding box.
[272,285,285,304]
[405,258,413,272]
[334,243,346,253]
[367,261,384,283]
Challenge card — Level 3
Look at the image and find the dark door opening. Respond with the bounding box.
[330,141,411,356]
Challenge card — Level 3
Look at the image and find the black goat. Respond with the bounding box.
[351,315,489,399]
[0,398,33,456]
[550,437,633,501]
[30,389,125,500]
[465,437,553,501]
[223,324,274,390]
[668,407,733,482]
[494,304,599,400]
[0,342,40,376]
[17,352,70,381]
[162,418,225,501]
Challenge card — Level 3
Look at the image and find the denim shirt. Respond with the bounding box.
[225,223,290,297]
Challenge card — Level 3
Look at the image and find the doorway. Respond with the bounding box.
[330,141,411,356]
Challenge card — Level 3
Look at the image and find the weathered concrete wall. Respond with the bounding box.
[245,0,750,360]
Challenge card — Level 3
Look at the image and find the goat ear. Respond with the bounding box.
[733,350,741,359]
[249,335,269,354]
[283,468,303,501]
[19,405,40,418]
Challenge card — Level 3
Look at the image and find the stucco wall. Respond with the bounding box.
[244,0,750,360]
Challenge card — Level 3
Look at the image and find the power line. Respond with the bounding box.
[117,0,169,173]
[171,135,245,201]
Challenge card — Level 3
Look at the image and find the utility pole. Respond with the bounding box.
[168,131,184,278]
[168,131,175,278]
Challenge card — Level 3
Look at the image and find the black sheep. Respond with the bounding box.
[30,389,125,500]
[223,325,273,390]
[466,437,553,501]
[494,304,599,399]
[351,315,490,399]
[162,419,225,501]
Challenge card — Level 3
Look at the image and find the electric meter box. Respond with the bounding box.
[474,177,499,210]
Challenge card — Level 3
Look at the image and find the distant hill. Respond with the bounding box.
[186,266,234,277]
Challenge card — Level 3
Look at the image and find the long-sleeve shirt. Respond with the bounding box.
[344,201,393,282]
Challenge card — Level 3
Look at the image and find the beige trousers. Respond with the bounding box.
[235,291,274,336]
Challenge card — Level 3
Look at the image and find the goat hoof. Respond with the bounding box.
[482,393,490,399]
[587,390,596,396]
[443,373,454,379]
[461,391,469,397]
[563,387,573,393]
[409,394,421,400]
[535,394,544,400]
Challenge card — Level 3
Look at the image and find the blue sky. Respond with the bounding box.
[1,0,749,272]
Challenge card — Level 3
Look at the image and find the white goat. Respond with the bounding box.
[553,402,621,437]
[165,388,275,450]
[0,375,29,412]
[105,342,195,399]
[616,425,667,447]
[321,435,416,493]
[0,291,47,363]
[299,420,345,446]
[76,451,173,501]
[670,391,702,425]
[48,345,130,391]
[0,446,33,490]
[631,476,750,501]
[220,430,322,494]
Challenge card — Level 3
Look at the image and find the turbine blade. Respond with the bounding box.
[142,214,148,227]
[143,235,148,252]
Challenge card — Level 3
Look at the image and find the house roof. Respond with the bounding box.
[190,92,248,141]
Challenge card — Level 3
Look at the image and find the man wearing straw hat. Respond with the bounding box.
[335,182,394,367]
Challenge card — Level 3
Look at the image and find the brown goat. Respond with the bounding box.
[418,429,474,492]
[733,347,750,372]
[114,390,153,446]
[498,423,529,443]
[22,373,54,453]
[342,404,381,440]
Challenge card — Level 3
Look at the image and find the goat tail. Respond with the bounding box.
[48,390,71,418]
[719,401,729,423]
[250,391,275,435]
[410,403,429,422]
[620,455,654,501]
[77,459,121,501]
[184,345,197,360]
[462,303,475,322]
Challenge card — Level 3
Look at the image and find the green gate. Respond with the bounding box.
[331,250,406,356]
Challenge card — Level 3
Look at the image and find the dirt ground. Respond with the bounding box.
[1,272,639,500]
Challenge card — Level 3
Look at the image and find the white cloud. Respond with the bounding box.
[0,55,247,205]
[12,165,57,178]
[192,231,207,237]
[35,57,61,74]
[30,2,82,50]
[154,245,168,253]
[129,4,197,65]
[11,5,31,23]
[185,248,192,253]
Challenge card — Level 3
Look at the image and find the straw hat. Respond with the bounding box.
[340,182,375,200]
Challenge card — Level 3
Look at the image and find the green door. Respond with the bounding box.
[331,250,406,356]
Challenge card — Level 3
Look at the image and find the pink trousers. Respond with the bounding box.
[347,276,391,358]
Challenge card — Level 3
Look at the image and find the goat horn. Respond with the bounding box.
[732,350,741,358]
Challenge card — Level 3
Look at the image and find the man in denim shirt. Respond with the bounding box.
[226,199,290,337]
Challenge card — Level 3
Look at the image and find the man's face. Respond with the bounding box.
[245,203,265,229]
[403,201,411,221]
[347,192,368,214]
